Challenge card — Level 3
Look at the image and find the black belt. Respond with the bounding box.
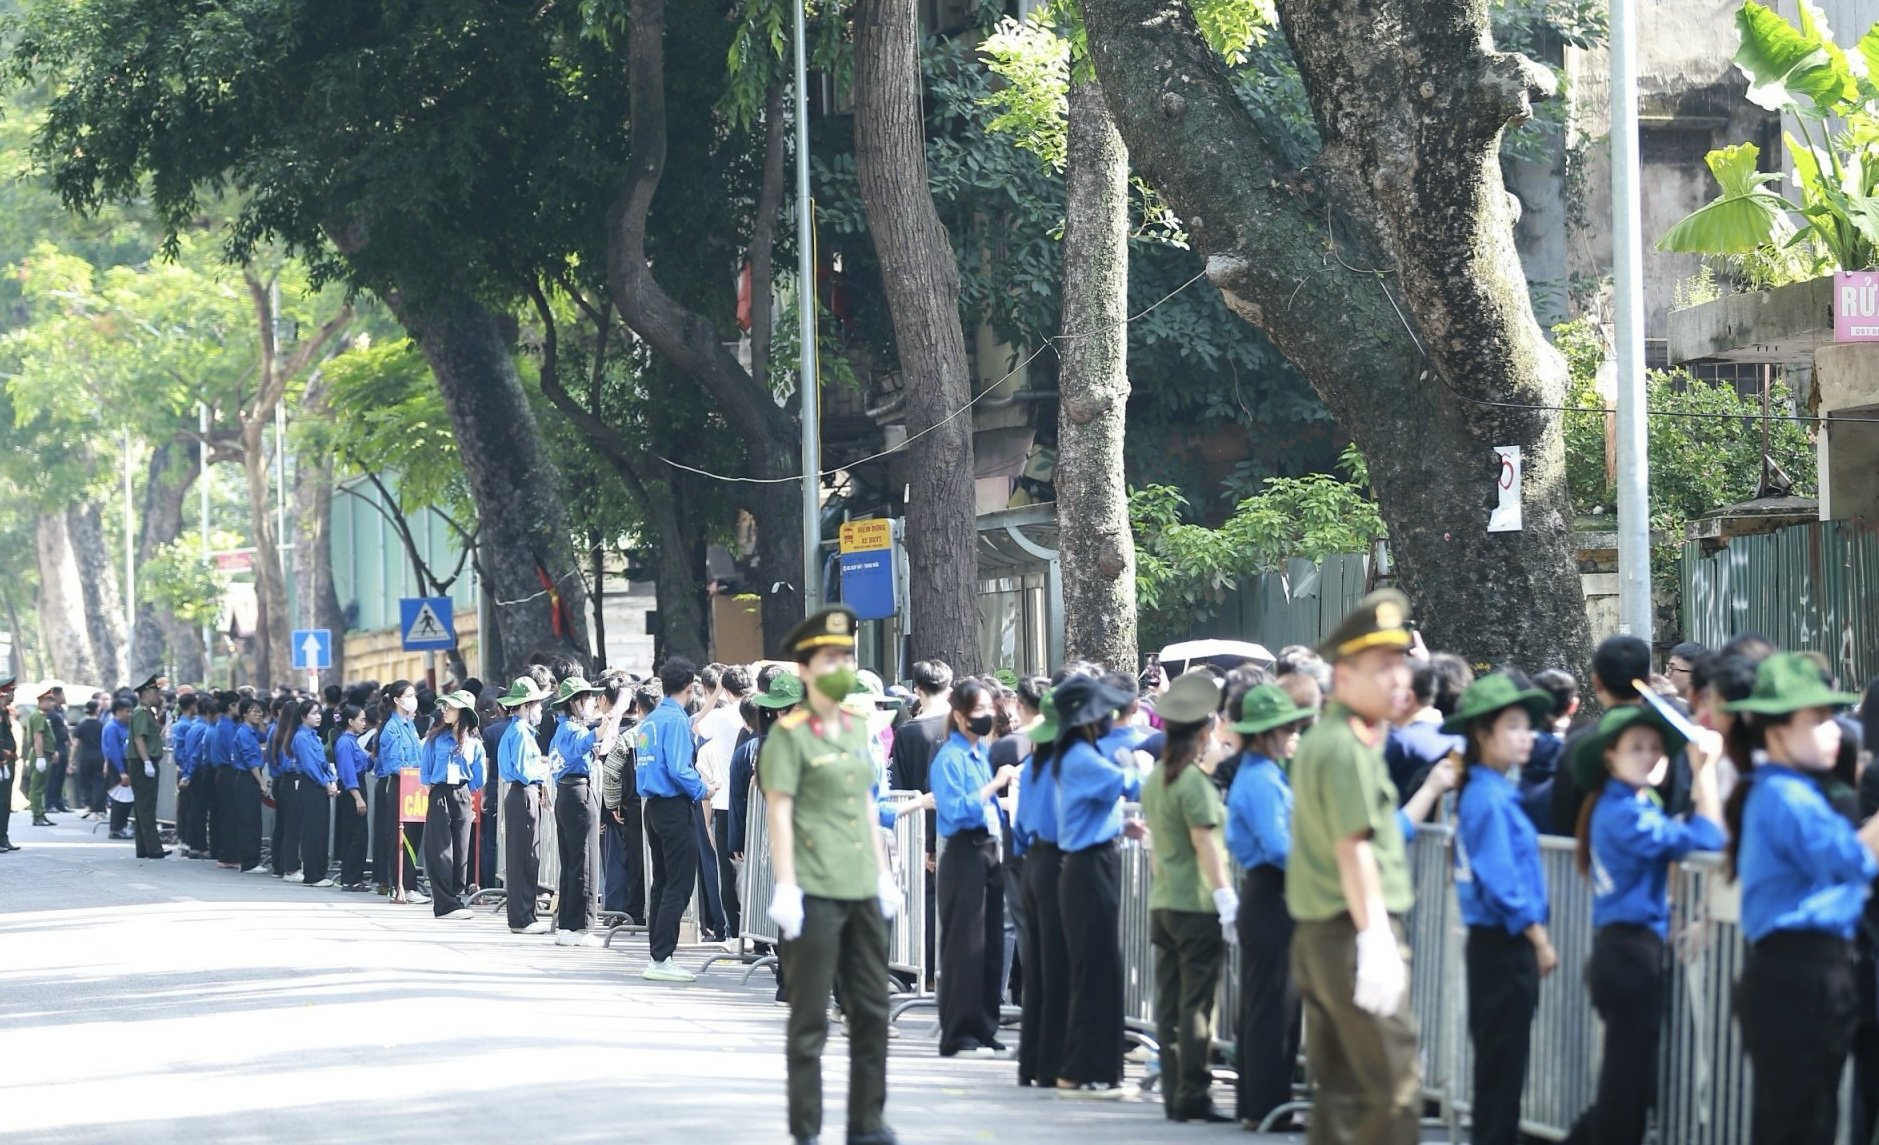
[558,774,590,785]
[431,781,468,789]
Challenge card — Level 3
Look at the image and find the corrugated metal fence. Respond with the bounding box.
[1682,519,1879,686]
[1171,553,1373,651]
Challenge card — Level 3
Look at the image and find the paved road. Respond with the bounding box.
[0,810,1317,1145]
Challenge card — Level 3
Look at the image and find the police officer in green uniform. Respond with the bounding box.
[758,605,898,1145]
[128,675,169,859]
[1287,590,1419,1144]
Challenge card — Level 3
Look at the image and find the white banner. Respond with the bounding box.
[1489,445,1523,532]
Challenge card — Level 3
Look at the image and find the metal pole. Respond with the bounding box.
[1610,0,1652,640]
[200,403,213,677]
[794,0,821,609]
[123,428,136,655]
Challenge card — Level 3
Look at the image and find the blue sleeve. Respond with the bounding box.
[237,728,263,769]
[728,742,753,853]
[1782,784,1879,884]
[1617,800,1726,863]
[931,746,981,829]
[467,738,486,791]
[1462,796,1545,933]
[335,739,359,790]
[1250,775,1291,869]
[663,712,709,801]
[1396,808,1418,843]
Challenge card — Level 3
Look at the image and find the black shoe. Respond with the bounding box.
[793,1138,819,1145]
[32,816,54,826]
[848,1130,897,1145]
[1174,1106,1234,1124]
[2,844,18,852]
[109,830,132,840]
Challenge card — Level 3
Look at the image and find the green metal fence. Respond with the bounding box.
[1171,553,1373,653]
[1681,519,1879,688]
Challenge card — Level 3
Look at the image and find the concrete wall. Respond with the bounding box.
[1812,342,1879,521]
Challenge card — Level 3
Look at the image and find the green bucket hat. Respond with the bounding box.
[1025,691,1060,744]
[437,689,478,711]
[555,676,602,706]
[1723,651,1860,717]
[1439,673,1555,735]
[752,672,805,710]
[993,668,1020,689]
[495,676,550,708]
[1156,673,1222,725]
[1567,703,1691,791]
[1230,684,1313,736]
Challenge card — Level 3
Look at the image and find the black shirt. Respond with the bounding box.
[74,716,104,762]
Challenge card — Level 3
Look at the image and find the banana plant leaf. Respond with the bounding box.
[1734,0,1858,118]
[1656,143,1795,253]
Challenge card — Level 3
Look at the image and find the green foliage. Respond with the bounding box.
[311,337,473,526]
[1491,0,1609,166]
[1658,2,1879,271]
[980,12,1070,171]
[143,530,243,628]
[1131,445,1385,639]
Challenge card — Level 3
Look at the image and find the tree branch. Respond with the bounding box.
[525,276,657,509]
[748,79,787,391]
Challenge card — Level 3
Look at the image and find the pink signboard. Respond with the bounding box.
[1835,271,1879,341]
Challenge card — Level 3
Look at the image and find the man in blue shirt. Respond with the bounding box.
[636,656,710,974]
[102,699,133,839]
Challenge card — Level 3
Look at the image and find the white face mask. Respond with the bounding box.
[399,694,417,714]
[526,705,543,728]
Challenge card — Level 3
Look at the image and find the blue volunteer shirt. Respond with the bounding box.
[1739,763,1879,943]
[376,713,421,779]
[1454,767,1549,934]
[292,726,335,786]
[1096,723,1152,760]
[931,731,998,838]
[102,719,129,775]
[499,718,547,784]
[184,719,212,779]
[335,731,370,792]
[169,715,195,777]
[1054,737,1143,853]
[215,718,239,768]
[419,729,486,788]
[635,698,708,801]
[1015,756,1062,849]
[550,716,599,779]
[234,723,265,772]
[1589,779,1725,935]
[1226,753,1292,871]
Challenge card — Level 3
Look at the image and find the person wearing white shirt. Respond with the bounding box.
[695,665,752,943]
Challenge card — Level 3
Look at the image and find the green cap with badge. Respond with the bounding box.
[1156,672,1222,724]
[1316,588,1414,662]
[1230,684,1314,735]
[1723,651,1861,716]
[753,672,806,710]
[1440,672,1555,735]
[782,605,858,658]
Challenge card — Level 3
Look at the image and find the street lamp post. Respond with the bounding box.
[794,0,821,611]
[1611,0,1652,640]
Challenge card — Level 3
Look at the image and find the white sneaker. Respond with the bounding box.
[642,958,696,983]
[307,878,335,888]
[444,908,474,920]
[245,866,273,875]
[511,920,554,935]
[282,871,305,884]
[555,929,586,947]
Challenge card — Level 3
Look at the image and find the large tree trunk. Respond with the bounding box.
[386,288,591,665]
[67,502,128,686]
[1056,76,1138,674]
[853,0,982,675]
[293,395,347,688]
[133,439,203,681]
[1080,0,1591,672]
[239,419,290,686]
[611,0,804,657]
[35,511,100,683]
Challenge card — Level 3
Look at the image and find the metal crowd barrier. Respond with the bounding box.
[1117,821,1157,1035]
[1406,822,1459,1118]
[886,795,929,990]
[1659,852,1755,1145]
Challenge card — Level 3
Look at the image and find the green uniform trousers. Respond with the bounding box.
[781,894,891,1140]
[1151,907,1227,1117]
[27,761,47,816]
[1291,914,1420,1145]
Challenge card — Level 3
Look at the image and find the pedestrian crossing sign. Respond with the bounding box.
[399,597,457,651]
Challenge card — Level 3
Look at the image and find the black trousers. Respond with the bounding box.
[335,788,370,885]
[78,754,107,814]
[271,773,293,874]
[45,752,68,810]
[505,782,543,929]
[1058,840,1125,1085]
[937,829,1004,1054]
[713,808,741,938]
[296,781,332,882]
[619,797,646,921]
[374,775,420,891]
[129,759,162,857]
[181,772,209,853]
[1564,924,1665,1145]
[645,794,698,962]
[425,782,473,915]
[1018,843,1068,1084]
[0,761,14,847]
[1854,931,1879,1145]
[1466,926,1539,1145]
[1738,930,1857,1145]
[228,770,263,869]
[693,802,727,938]
[212,767,236,861]
[1237,864,1301,1124]
[478,788,499,888]
[110,788,133,834]
[555,778,599,932]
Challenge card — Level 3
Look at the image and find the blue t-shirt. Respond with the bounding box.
[1454,768,1548,934]
[1740,764,1878,942]
[1054,738,1142,852]
[1589,779,1724,935]
[1225,753,1291,871]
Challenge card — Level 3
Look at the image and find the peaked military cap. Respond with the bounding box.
[1317,589,1414,662]
[134,674,168,695]
[783,605,859,656]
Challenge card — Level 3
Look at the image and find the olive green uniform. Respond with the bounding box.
[1287,699,1419,1144]
[759,708,890,1142]
[1143,763,1229,1118]
[23,707,50,818]
[129,705,164,857]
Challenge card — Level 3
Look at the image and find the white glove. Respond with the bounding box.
[1212,886,1240,945]
[1353,922,1407,1017]
[143,761,156,779]
[877,870,902,921]
[34,757,47,774]
[769,882,806,941]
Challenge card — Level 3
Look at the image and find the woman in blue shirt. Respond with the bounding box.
[549,676,627,946]
[285,700,336,887]
[496,676,554,934]
[1563,703,1722,1145]
[1446,673,1557,1145]
[266,701,303,880]
[231,698,269,874]
[421,690,486,920]
[931,678,1019,1058]
[375,680,427,904]
[1015,690,1067,1088]
[333,705,374,891]
[1222,684,1313,1128]
[1725,653,1879,1145]
[1049,672,1141,1097]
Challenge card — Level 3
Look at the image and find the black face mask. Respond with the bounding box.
[967,714,995,738]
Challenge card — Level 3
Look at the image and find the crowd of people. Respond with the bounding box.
[4,592,1879,1145]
